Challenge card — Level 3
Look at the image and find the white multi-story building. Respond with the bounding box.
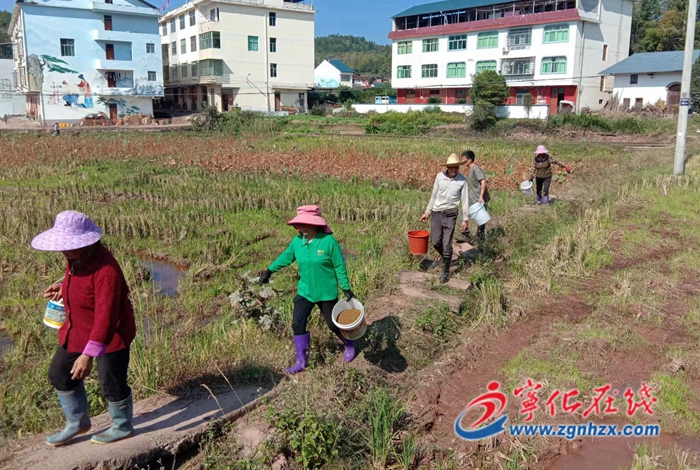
[389,0,633,113]
[9,0,164,124]
[158,0,315,113]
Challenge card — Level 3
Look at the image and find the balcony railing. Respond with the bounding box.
[501,58,535,76]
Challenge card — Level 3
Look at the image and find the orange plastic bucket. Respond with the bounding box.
[407,230,430,255]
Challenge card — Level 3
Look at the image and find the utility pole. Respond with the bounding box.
[673,0,698,175]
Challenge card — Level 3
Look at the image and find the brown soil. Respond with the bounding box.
[337,309,361,326]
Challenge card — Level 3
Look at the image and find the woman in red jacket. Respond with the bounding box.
[32,211,136,447]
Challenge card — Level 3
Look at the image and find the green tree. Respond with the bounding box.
[690,56,700,110]
[631,0,700,53]
[315,35,391,78]
[469,70,509,106]
[0,11,11,43]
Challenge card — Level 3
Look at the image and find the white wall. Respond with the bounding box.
[391,23,579,89]
[575,0,634,110]
[314,60,341,88]
[611,72,680,108]
[0,59,25,115]
[15,0,163,122]
[349,103,549,119]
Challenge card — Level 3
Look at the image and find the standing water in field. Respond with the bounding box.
[0,330,13,358]
[140,259,186,297]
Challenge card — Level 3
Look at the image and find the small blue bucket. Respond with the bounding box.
[44,299,66,329]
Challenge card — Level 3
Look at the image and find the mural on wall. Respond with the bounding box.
[27,54,79,92]
[96,97,141,119]
[315,78,340,88]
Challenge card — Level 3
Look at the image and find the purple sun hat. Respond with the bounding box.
[31,211,103,252]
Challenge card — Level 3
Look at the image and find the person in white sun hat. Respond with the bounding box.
[420,153,469,284]
[31,211,136,447]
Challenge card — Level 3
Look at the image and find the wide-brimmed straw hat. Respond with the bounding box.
[31,211,102,252]
[534,145,549,155]
[442,153,467,167]
[287,205,333,234]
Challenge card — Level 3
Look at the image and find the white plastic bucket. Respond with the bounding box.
[331,298,367,341]
[520,180,534,196]
[468,202,491,226]
[44,299,65,329]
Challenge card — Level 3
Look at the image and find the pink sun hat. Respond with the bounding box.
[287,205,333,234]
[534,145,549,155]
[31,211,103,252]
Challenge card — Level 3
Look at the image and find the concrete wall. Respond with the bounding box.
[348,103,549,119]
[611,72,680,108]
[15,0,163,123]
[0,59,25,115]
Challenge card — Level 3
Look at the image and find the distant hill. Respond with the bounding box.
[315,34,391,79]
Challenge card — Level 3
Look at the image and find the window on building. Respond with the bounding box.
[270,63,277,77]
[635,97,643,108]
[501,58,535,76]
[476,60,497,73]
[209,8,219,21]
[105,0,112,4]
[169,18,176,33]
[269,12,276,26]
[200,32,221,50]
[456,89,468,101]
[543,25,569,43]
[602,44,608,61]
[508,28,531,49]
[630,74,638,84]
[199,59,223,76]
[541,56,567,74]
[270,37,277,53]
[163,65,169,81]
[190,36,197,52]
[422,38,439,52]
[397,65,412,79]
[171,41,177,55]
[104,15,113,31]
[477,31,498,49]
[448,35,467,51]
[622,98,630,108]
[248,36,259,51]
[60,38,75,57]
[181,63,188,78]
[398,41,412,54]
[171,65,178,79]
[161,24,167,36]
[447,62,466,78]
[148,71,156,81]
[515,89,531,105]
[147,43,155,54]
[191,61,198,76]
[421,64,438,78]
[189,10,196,26]
[162,44,169,58]
[179,15,185,29]
[180,38,186,54]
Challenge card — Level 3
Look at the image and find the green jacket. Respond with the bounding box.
[268,232,351,303]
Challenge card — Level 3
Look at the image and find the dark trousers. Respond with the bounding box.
[48,346,131,403]
[292,295,343,340]
[430,209,458,259]
[536,177,552,197]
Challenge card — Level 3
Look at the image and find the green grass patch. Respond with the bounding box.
[652,373,700,434]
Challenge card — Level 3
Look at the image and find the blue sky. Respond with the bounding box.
[0,0,429,45]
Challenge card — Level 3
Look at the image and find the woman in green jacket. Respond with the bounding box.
[259,205,356,374]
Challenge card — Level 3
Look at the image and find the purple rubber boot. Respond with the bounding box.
[285,333,310,375]
[536,195,542,205]
[343,339,356,363]
[544,196,549,205]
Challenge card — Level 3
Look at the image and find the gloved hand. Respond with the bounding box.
[343,289,355,301]
[565,166,571,173]
[258,269,272,285]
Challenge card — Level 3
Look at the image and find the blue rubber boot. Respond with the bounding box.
[90,392,134,444]
[343,338,356,363]
[46,382,91,447]
[285,333,310,375]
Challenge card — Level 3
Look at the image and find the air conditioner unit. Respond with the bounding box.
[502,46,509,54]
